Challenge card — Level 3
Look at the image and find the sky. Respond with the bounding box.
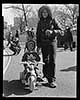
[2,4,16,26]
[2,4,75,26]
[2,4,46,25]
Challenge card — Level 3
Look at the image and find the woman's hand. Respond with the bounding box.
[46,29,53,33]
[54,30,61,33]
[54,30,64,36]
[45,29,53,37]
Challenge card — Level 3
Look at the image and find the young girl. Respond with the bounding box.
[36,6,61,88]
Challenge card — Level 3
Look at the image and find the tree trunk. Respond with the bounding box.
[22,4,27,26]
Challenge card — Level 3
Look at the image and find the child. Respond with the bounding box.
[22,40,41,84]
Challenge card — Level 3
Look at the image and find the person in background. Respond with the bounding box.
[15,30,19,44]
[14,30,21,55]
[7,32,17,55]
[57,32,64,48]
[7,32,13,45]
[36,6,61,88]
[7,30,21,55]
[64,26,73,51]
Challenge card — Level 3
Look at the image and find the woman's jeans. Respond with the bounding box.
[41,41,56,83]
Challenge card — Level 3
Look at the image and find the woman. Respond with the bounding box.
[36,6,61,88]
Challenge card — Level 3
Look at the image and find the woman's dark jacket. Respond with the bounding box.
[36,18,61,48]
[36,6,61,48]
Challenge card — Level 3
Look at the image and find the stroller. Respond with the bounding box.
[20,40,44,91]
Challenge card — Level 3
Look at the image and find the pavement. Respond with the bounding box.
[3,46,77,97]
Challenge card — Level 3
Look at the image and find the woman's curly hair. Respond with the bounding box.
[38,5,52,19]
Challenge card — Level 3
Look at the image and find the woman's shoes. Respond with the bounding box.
[49,82,57,88]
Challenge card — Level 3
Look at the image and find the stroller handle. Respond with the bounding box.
[38,62,45,65]
[20,61,45,65]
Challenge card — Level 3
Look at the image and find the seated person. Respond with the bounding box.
[7,34,17,55]
[7,33,21,55]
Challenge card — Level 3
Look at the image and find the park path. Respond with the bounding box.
[3,48,77,97]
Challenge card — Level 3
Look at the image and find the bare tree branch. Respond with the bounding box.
[4,6,23,11]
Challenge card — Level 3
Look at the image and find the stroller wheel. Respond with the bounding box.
[28,76,36,92]
[20,72,25,84]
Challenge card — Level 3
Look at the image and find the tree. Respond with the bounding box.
[52,4,79,31]
[19,16,25,34]
[53,10,72,30]
[65,4,79,26]
[4,4,32,33]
